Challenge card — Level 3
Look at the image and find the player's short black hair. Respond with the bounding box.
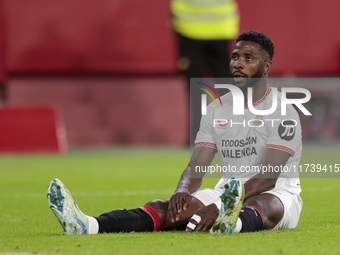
[236,30,275,60]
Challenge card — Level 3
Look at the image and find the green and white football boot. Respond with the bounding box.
[47,178,88,235]
[210,177,244,235]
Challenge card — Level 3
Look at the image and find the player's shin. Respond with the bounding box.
[95,205,160,233]
[233,206,264,233]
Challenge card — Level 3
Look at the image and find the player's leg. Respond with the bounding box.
[176,33,207,84]
[242,189,302,231]
[145,197,205,230]
[207,39,231,78]
[223,193,284,234]
[211,178,282,234]
[154,188,224,231]
[95,197,206,233]
[211,181,301,234]
[242,193,284,230]
[176,33,208,144]
[47,178,205,234]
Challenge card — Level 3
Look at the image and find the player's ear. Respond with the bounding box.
[264,61,272,75]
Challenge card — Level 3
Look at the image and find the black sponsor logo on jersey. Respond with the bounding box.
[278,120,296,141]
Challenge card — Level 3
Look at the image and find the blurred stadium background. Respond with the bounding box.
[0,0,339,152]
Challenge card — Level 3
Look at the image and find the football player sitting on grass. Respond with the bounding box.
[47,31,303,235]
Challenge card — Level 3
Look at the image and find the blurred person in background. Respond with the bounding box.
[0,84,6,105]
[171,0,240,144]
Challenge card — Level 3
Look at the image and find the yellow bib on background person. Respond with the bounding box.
[171,0,240,40]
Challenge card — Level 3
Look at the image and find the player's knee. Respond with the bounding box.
[146,199,169,216]
[146,199,167,210]
[243,198,269,226]
[145,199,169,226]
[244,196,283,229]
[243,198,264,210]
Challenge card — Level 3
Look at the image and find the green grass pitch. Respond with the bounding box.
[0,144,339,255]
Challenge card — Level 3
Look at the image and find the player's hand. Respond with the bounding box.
[168,190,192,222]
[185,204,219,232]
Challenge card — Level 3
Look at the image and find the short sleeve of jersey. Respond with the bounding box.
[265,105,302,157]
[194,105,217,150]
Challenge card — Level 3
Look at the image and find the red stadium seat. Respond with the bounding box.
[0,105,67,153]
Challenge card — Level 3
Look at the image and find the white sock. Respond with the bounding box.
[233,217,242,233]
[86,216,99,234]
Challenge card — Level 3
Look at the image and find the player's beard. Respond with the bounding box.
[230,68,264,93]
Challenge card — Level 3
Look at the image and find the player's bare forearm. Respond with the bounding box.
[244,147,291,201]
[175,166,202,194]
[169,166,203,221]
[168,146,216,221]
[175,146,216,194]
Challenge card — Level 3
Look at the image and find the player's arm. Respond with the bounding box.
[244,148,291,201]
[168,146,216,222]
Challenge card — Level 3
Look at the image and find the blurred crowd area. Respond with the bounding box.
[288,88,340,143]
[0,0,339,150]
[304,97,340,143]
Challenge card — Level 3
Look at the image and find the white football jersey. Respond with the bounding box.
[195,85,302,196]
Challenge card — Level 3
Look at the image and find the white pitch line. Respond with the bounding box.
[0,189,174,199]
[2,187,336,199]
[0,253,42,255]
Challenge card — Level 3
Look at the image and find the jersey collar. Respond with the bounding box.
[244,85,271,110]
